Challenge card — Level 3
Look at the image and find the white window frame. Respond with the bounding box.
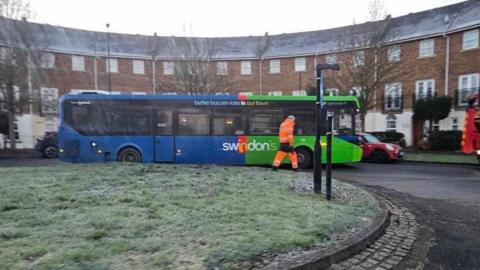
[239,91,253,96]
[458,73,479,105]
[463,29,479,50]
[350,86,362,97]
[353,51,365,66]
[132,60,145,74]
[216,62,228,75]
[326,88,339,96]
[269,59,281,74]
[7,119,20,141]
[325,54,337,65]
[163,61,174,75]
[387,45,401,63]
[451,117,459,131]
[294,57,306,72]
[292,90,307,96]
[40,87,59,114]
[267,91,282,96]
[241,61,252,75]
[415,79,435,100]
[384,83,402,110]
[162,92,177,95]
[41,53,55,69]
[419,39,435,58]
[106,58,118,73]
[433,120,440,131]
[71,55,85,71]
[386,114,397,131]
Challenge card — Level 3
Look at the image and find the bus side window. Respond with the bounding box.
[213,109,245,135]
[156,110,172,135]
[249,110,283,135]
[286,108,316,135]
[177,109,210,135]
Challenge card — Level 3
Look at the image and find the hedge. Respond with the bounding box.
[428,130,463,151]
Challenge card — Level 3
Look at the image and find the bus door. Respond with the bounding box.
[154,109,175,162]
[174,109,212,163]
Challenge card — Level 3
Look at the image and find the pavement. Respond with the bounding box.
[333,161,480,270]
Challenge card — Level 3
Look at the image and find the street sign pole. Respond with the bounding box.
[326,113,333,200]
[313,66,323,193]
[313,64,340,195]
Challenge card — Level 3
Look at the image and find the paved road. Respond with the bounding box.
[332,161,480,270]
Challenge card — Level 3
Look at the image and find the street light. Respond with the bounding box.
[314,63,340,195]
[106,23,111,93]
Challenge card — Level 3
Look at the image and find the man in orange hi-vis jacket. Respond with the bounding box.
[272,115,298,171]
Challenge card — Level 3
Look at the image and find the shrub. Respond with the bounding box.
[413,96,452,132]
[428,130,463,151]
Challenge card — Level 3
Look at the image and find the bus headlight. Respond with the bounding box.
[97,149,103,154]
[91,141,97,147]
[59,148,64,153]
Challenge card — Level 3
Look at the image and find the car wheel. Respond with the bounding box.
[43,145,58,158]
[117,148,142,163]
[296,148,312,169]
[372,150,388,163]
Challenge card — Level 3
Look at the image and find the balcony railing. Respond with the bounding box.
[412,91,437,104]
[383,95,403,113]
[455,88,480,108]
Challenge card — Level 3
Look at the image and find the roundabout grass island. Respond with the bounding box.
[0,164,382,269]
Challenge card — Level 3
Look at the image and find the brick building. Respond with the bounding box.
[0,0,479,148]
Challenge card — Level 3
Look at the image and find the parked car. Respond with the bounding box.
[369,131,406,148]
[359,133,403,163]
[35,132,58,158]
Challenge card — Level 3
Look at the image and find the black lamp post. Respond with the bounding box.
[106,23,111,93]
[313,63,340,194]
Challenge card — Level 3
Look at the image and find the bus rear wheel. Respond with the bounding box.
[296,147,312,169]
[117,148,142,163]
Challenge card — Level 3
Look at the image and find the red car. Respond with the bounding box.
[359,133,403,163]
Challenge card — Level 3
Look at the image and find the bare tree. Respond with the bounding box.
[0,0,44,150]
[331,0,402,131]
[157,37,231,95]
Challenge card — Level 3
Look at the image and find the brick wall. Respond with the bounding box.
[41,29,480,110]
[448,28,480,107]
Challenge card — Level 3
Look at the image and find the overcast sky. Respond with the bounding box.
[29,0,464,37]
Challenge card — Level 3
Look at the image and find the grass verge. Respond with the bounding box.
[403,152,478,164]
[0,163,380,270]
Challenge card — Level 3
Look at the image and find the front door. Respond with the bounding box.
[154,109,175,162]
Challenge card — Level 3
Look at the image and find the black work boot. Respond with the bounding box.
[272,166,278,171]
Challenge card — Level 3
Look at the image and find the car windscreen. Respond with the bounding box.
[363,134,381,143]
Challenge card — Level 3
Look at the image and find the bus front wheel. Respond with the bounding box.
[117,147,142,163]
[296,147,312,169]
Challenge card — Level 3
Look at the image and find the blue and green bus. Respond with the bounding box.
[58,93,362,168]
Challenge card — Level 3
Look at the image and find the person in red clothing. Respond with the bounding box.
[272,115,298,171]
[474,109,480,162]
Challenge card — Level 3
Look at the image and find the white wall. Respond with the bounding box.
[438,110,465,131]
[4,114,58,149]
[365,110,414,146]
[365,109,467,147]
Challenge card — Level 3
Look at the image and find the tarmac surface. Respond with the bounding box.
[333,161,480,270]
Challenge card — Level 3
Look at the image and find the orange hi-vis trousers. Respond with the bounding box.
[273,149,298,169]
